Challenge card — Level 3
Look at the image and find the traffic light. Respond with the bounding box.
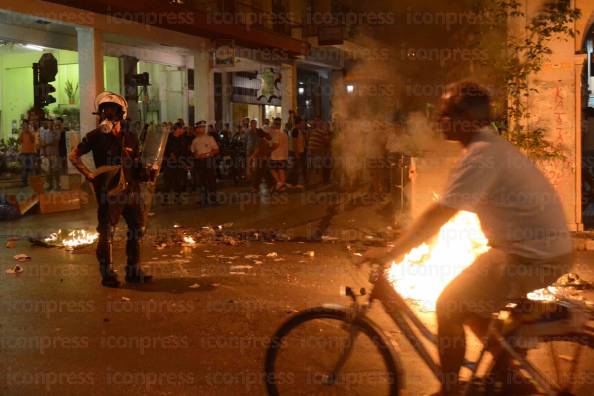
[33,53,58,108]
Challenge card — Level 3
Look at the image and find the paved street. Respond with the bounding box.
[0,191,592,395]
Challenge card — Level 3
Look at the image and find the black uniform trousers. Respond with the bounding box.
[95,189,145,277]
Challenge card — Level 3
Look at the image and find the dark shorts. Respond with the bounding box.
[269,160,287,170]
[437,249,573,318]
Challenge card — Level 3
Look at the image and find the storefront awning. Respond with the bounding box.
[45,0,310,56]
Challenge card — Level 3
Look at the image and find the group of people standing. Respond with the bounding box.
[18,117,69,189]
[161,113,334,205]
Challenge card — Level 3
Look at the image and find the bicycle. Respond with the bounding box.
[264,254,594,395]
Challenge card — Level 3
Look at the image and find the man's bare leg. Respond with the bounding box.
[436,312,467,394]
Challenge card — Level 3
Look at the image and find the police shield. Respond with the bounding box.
[140,124,170,224]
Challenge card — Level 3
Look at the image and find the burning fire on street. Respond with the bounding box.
[43,229,98,250]
[387,210,582,310]
[387,211,490,310]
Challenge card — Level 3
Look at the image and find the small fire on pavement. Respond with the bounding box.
[43,229,98,250]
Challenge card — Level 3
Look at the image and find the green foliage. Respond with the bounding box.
[472,0,581,160]
[64,80,79,102]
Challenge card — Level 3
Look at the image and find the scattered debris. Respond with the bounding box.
[188,283,201,289]
[273,258,285,262]
[14,254,31,262]
[229,271,247,275]
[303,251,315,258]
[121,297,130,302]
[244,254,261,259]
[555,273,593,290]
[5,264,23,274]
[321,235,339,242]
[254,260,263,265]
[222,236,239,246]
[266,252,278,258]
[230,265,253,271]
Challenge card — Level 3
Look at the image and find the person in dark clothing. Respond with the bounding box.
[163,122,190,204]
[55,117,69,175]
[70,92,153,288]
[250,128,275,193]
[288,116,307,188]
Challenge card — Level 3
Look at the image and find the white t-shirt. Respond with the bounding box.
[440,128,571,260]
[191,135,218,156]
[270,128,289,161]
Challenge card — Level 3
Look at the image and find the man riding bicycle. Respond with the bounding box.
[362,81,573,395]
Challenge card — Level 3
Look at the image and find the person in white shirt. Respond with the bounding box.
[361,82,572,396]
[191,120,220,206]
[268,117,289,192]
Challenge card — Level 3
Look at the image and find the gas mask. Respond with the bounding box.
[99,119,116,134]
[98,103,124,134]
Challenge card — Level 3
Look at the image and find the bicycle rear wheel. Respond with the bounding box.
[486,331,594,396]
[264,306,401,396]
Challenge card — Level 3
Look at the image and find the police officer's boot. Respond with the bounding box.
[97,238,120,288]
[124,230,152,283]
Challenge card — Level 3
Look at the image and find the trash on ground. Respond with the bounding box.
[254,260,263,265]
[121,297,131,302]
[244,254,261,259]
[266,252,278,258]
[321,235,339,242]
[555,273,593,290]
[303,251,315,257]
[230,265,253,270]
[273,258,285,262]
[229,271,247,275]
[188,283,200,289]
[5,264,23,274]
[14,254,31,262]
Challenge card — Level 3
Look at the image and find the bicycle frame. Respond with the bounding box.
[360,270,562,396]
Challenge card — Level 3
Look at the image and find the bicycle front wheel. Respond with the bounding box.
[264,306,400,396]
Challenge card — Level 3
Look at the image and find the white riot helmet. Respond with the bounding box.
[94,91,128,121]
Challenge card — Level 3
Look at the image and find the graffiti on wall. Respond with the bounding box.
[530,80,575,190]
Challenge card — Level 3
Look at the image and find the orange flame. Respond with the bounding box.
[388,211,490,310]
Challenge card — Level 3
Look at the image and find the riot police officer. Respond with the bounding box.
[70,92,153,287]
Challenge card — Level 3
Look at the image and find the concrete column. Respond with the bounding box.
[159,67,168,123]
[281,63,296,123]
[194,51,214,123]
[221,71,232,125]
[575,54,587,231]
[119,55,139,125]
[76,27,104,136]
